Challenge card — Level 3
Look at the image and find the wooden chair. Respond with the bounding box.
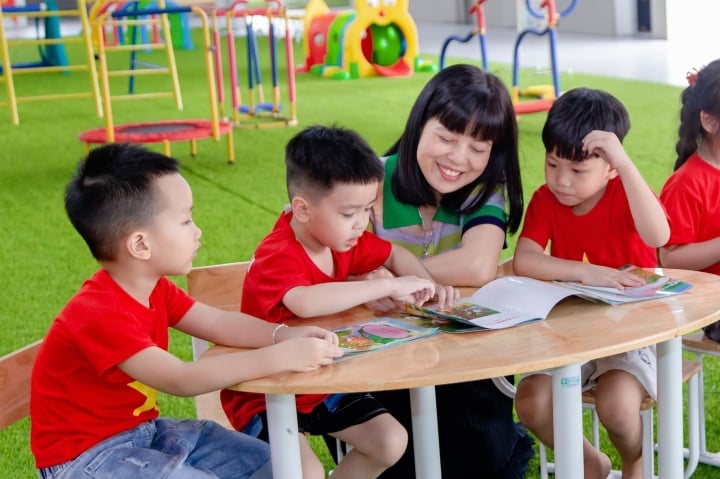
[682,331,720,467]
[0,340,42,430]
[187,261,349,465]
[186,261,251,429]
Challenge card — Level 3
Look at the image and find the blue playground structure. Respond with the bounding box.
[0,0,68,72]
[512,0,579,114]
[439,0,488,71]
[438,0,579,116]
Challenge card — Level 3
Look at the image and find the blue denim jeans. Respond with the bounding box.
[37,418,272,479]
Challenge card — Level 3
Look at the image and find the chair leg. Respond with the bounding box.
[684,352,720,466]
[684,372,700,478]
[641,408,654,479]
[590,406,600,449]
[539,441,550,479]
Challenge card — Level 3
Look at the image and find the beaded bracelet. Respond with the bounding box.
[272,323,288,344]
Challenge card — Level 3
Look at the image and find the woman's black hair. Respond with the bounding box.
[386,64,523,233]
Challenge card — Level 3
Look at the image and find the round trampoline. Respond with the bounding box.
[79,119,234,162]
[80,5,235,163]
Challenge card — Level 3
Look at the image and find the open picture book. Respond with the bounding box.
[404,267,693,332]
[554,265,692,305]
[334,318,439,358]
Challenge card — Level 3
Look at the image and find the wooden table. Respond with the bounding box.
[205,269,720,478]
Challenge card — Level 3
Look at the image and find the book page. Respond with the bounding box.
[557,267,692,304]
[461,276,580,327]
[334,318,438,355]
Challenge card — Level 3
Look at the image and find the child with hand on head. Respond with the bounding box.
[659,59,720,342]
[221,124,458,479]
[513,88,670,479]
[30,143,342,479]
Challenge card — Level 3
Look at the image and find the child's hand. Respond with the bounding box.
[389,276,436,306]
[580,264,648,289]
[275,337,343,372]
[279,325,340,346]
[433,284,459,309]
[357,267,403,312]
[582,130,631,171]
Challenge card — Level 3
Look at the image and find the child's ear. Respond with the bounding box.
[126,231,151,260]
[700,111,720,135]
[290,196,311,223]
[607,167,619,180]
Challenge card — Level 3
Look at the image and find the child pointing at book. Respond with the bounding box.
[513,88,670,479]
[221,125,458,479]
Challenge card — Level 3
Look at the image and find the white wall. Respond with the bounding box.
[406,0,672,38]
[408,0,464,24]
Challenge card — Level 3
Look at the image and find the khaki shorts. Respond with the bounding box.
[522,345,657,399]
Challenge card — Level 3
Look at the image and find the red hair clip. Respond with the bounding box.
[687,67,701,86]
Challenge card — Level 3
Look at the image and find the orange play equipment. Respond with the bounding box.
[298,0,435,80]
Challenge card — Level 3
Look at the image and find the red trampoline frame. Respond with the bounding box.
[79,4,234,163]
[79,119,234,162]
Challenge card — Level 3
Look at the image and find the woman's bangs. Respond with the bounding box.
[434,99,505,143]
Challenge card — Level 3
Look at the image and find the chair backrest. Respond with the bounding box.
[186,261,251,429]
[186,261,251,359]
[0,340,42,430]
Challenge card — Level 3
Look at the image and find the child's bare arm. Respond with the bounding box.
[583,130,670,247]
[176,302,337,349]
[117,337,342,398]
[659,239,720,271]
[118,303,343,396]
[282,276,436,317]
[514,237,646,288]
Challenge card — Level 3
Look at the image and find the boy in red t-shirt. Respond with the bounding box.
[513,88,670,479]
[31,143,343,479]
[221,125,458,479]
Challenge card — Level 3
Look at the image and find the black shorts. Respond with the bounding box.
[252,393,387,442]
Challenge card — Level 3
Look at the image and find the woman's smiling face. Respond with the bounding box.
[416,118,493,196]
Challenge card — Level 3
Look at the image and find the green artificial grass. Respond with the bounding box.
[2,25,720,478]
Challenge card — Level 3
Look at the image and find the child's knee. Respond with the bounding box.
[515,375,552,426]
[371,419,408,467]
[299,439,325,479]
[302,455,325,479]
[596,399,641,433]
[350,415,408,467]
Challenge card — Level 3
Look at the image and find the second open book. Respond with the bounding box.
[404,269,693,332]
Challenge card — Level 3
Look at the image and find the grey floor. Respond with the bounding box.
[8,15,716,87]
[416,21,718,87]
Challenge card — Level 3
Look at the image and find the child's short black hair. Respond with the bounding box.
[542,87,630,162]
[65,143,180,261]
[285,125,384,201]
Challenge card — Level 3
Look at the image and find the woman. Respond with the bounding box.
[370,64,531,478]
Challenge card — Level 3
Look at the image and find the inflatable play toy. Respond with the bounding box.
[298,0,436,80]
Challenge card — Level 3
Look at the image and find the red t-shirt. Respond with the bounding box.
[520,177,658,267]
[660,153,720,275]
[30,270,195,468]
[222,211,392,431]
